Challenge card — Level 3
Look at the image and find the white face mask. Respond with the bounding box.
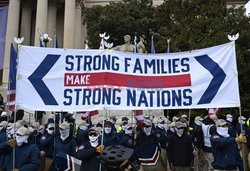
[79,126,88,131]
[104,127,112,134]
[194,120,202,126]
[60,129,70,140]
[122,125,127,131]
[226,117,233,122]
[157,123,164,129]
[89,135,99,147]
[217,127,229,137]
[15,135,28,146]
[175,128,184,137]
[47,129,54,135]
[240,120,246,124]
[143,127,152,136]
[170,127,175,133]
[125,129,132,135]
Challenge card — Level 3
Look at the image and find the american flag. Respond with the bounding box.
[133,110,144,127]
[207,108,221,116]
[6,43,17,111]
[80,110,99,120]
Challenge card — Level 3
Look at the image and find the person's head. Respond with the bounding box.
[110,116,117,124]
[226,114,233,122]
[0,112,8,121]
[124,124,133,136]
[181,114,188,120]
[174,121,185,137]
[172,116,180,122]
[31,122,40,132]
[169,122,175,132]
[143,119,152,136]
[0,121,8,132]
[104,120,112,134]
[124,35,131,43]
[47,123,55,135]
[16,127,30,146]
[216,119,229,137]
[59,122,70,140]
[238,116,246,124]
[157,118,165,129]
[88,127,100,145]
[78,120,88,131]
[194,116,203,126]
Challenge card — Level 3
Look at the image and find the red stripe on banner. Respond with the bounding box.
[64,72,191,88]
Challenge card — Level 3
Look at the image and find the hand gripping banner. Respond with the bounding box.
[16,42,240,111]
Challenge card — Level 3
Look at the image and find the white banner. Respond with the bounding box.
[16,42,240,111]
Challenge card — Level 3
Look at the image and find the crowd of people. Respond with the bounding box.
[0,108,249,171]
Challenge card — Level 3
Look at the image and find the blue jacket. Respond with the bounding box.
[5,142,41,171]
[53,137,77,158]
[40,132,54,158]
[0,130,7,144]
[77,141,101,171]
[227,121,237,138]
[155,126,167,149]
[119,132,134,149]
[236,123,247,135]
[102,132,119,147]
[210,133,243,171]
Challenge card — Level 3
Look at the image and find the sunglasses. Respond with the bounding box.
[89,132,98,136]
[48,127,54,130]
[144,125,151,128]
[16,133,22,136]
[219,124,228,128]
[176,127,185,130]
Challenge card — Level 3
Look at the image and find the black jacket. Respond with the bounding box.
[77,141,101,171]
[167,132,193,167]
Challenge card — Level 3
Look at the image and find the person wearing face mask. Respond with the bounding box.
[76,121,89,146]
[210,119,244,171]
[102,120,119,147]
[119,124,135,149]
[77,127,104,171]
[40,123,55,159]
[135,119,165,171]
[155,118,168,170]
[49,122,77,171]
[192,116,205,171]
[201,114,217,171]
[110,115,117,134]
[28,122,42,150]
[0,112,8,122]
[4,127,41,171]
[237,116,247,135]
[167,121,193,171]
[117,117,129,133]
[167,122,176,136]
[226,114,237,138]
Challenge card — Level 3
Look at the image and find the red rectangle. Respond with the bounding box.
[64,72,191,88]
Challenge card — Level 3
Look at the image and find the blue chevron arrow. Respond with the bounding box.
[195,55,226,104]
[28,54,60,105]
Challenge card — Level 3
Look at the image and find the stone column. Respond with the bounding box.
[47,2,57,47]
[34,0,48,46]
[64,0,75,48]
[20,3,32,45]
[2,0,21,84]
[75,1,82,49]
